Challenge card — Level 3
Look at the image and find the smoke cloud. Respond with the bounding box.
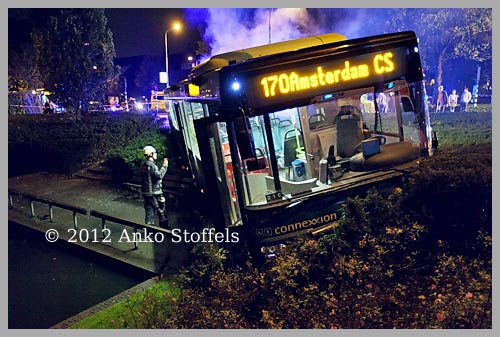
[206,8,318,55]
[184,8,389,60]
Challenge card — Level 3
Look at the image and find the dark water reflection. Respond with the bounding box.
[8,223,149,328]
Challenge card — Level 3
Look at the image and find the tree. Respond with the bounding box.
[32,9,119,112]
[8,43,43,92]
[195,39,211,60]
[385,8,492,86]
[134,55,164,96]
[8,10,43,92]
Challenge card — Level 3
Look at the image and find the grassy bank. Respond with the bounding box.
[71,279,180,329]
[430,105,492,147]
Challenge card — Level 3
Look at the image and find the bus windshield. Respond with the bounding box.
[235,81,422,206]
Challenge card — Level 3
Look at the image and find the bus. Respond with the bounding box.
[164,31,433,254]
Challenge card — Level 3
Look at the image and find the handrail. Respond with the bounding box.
[9,188,171,250]
[89,209,171,250]
[90,209,171,234]
[89,209,143,229]
[9,188,87,229]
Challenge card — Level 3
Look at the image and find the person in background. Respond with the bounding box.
[448,89,459,112]
[481,80,492,94]
[40,91,48,106]
[376,92,388,114]
[434,85,448,113]
[461,87,472,112]
[141,145,169,228]
[43,101,51,114]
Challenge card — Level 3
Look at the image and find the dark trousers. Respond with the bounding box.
[143,194,166,225]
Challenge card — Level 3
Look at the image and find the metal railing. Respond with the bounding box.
[9,189,87,229]
[89,209,171,249]
[8,188,170,250]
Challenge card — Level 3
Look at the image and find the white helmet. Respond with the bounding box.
[143,145,156,158]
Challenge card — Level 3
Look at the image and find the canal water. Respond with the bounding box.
[8,222,151,329]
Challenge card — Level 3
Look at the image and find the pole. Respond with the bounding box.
[164,30,170,88]
[268,9,272,44]
[123,76,129,111]
[473,65,481,107]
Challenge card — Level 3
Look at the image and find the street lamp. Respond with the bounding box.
[164,21,182,88]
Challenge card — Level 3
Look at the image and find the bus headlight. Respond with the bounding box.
[231,81,241,91]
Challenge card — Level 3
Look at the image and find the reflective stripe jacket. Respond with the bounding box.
[141,159,167,196]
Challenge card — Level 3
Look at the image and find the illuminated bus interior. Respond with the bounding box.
[223,82,422,207]
[168,80,423,207]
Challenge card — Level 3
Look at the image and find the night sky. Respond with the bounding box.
[105,8,391,59]
[105,8,388,59]
[104,8,200,58]
[5,8,421,59]
[8,8,202,59]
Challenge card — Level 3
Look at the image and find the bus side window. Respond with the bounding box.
[173,103,182,130]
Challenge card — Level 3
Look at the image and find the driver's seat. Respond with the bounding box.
[334,105,365,158]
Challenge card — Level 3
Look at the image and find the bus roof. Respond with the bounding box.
[190,32,346,79]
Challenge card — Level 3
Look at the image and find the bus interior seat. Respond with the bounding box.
[274,119,293,165]
[245,148,269,173]
[334,105,365,158]
[309,113,327,130]
[283,129,304,179]
[270,117,282,152]
[278,120,294,146]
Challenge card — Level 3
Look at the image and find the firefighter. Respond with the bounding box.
[141,145,169,227]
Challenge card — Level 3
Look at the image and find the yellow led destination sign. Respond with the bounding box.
[260,51,395,98]
[236,47,411,111]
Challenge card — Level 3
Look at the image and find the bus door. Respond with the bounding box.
[206,121,242,227]
[230,108,322,206]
